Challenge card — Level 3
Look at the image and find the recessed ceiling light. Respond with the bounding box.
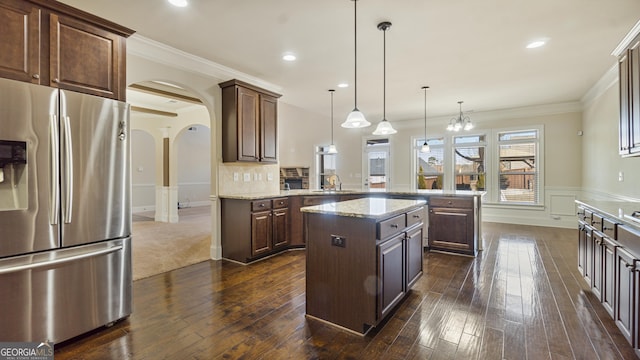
[526,40,546,49]
[282,54,296,61]
[168,0,188,7]
[337,83,349,88]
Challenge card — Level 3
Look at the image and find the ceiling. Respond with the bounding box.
[59,0,640,123]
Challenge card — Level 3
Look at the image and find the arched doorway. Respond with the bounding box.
[127,81,213,280]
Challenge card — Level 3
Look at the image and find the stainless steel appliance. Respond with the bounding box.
[0,77,131,343]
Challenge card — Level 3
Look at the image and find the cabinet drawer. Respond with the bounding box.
[429,196,473,208]
[584,209,594,225]
[406,207,425,228]
[378,214,406,240]
[252,199,272,212]
[618,225,640,258]
[272,198,288,209]
[591,213,603,230]
[602,218,618,239]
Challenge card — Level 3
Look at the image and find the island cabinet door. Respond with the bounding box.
[406,226,423,289]
[378,233,406,320]
[251,210,273,256]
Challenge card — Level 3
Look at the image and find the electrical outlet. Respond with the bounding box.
[619,171,624,182]
[267,173,273,181]
[243,173,250,182]
[331,235,346,248]
[233,172,239,182]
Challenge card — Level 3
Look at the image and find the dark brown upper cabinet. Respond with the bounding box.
[619,33,640,156]
[219,79,281,163]
[0,0,134,101]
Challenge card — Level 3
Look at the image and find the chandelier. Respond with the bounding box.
[446,101,473,131]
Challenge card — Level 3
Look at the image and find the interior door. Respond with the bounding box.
[59,90,130,247]
[0,78,59,257]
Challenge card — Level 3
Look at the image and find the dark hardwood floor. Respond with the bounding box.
[54,222,637,359]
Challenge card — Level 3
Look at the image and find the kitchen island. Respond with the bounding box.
[301,198,426,335]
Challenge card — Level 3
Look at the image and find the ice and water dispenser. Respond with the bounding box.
[0,140,27,211]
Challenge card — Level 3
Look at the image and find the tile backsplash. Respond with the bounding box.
[218,163,280,195]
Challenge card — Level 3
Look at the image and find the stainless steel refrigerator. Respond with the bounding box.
[0,77,132,343]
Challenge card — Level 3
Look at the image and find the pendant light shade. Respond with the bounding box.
[342,0,370,129]
[372,21,397,135]
[328,89,338,154]
[420,86,430,153]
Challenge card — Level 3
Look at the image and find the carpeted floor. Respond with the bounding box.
[131,206,211,280]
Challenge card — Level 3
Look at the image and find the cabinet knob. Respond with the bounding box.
[413,215,420,218]
[603,226,612,231]
[591,220,601,226]
[448,201,452,205]
[625,263,635,269]
[595,239,602,245]
[390,224,398,228]
[32,74,40,79]
[260,204,265,207]
[52,78,59,83]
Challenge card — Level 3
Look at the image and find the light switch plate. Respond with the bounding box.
[233,172,239,182]
[243,173,250,182]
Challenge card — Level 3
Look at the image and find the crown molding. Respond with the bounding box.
[393,101,582,130]
[127,34,283,94]
[612,19,640,57]
[581,63,618,107]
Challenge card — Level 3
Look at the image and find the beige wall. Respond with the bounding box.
[582,81,640,200]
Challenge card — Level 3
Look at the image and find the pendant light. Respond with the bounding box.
[420,86,430,153]
[328,90,338,154]
[341,0,370,129]
[372,21,397,135]
[446,101,474,131]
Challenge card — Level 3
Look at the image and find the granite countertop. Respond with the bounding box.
[576,199,640,229]
[219,189,485,200]
[300,198,426,220]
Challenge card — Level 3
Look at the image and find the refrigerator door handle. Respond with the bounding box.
[0,245,123,275]
[62,115,73,224]
[49,114,60,225]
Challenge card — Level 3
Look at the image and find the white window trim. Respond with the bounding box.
[487,124,545,206]
[412,124,544,207]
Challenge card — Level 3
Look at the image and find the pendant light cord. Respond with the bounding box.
[424,87,427,139]
[353,0,358,109]
[382,25,386,121]
[330,89,335,143]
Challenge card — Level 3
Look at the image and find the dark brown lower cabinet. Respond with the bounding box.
[221,197,288,263]
[592,232,604,300]
[602,237,618,318]
[584,227,594,287]
[578,223,588,276]
[428,196,477,256]
[378,233,406,320]
[406,225,423,288]
[615,246,636,346]
[251,210,272,256]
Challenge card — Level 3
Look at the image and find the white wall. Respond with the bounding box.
[582,79,640,200]
[177,123,211,207]
[131,129,156,210]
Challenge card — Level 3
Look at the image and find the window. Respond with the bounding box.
[316,145,336,190]
[497,130,539,204]
[415,137,444,189]
[454,135,486,191]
